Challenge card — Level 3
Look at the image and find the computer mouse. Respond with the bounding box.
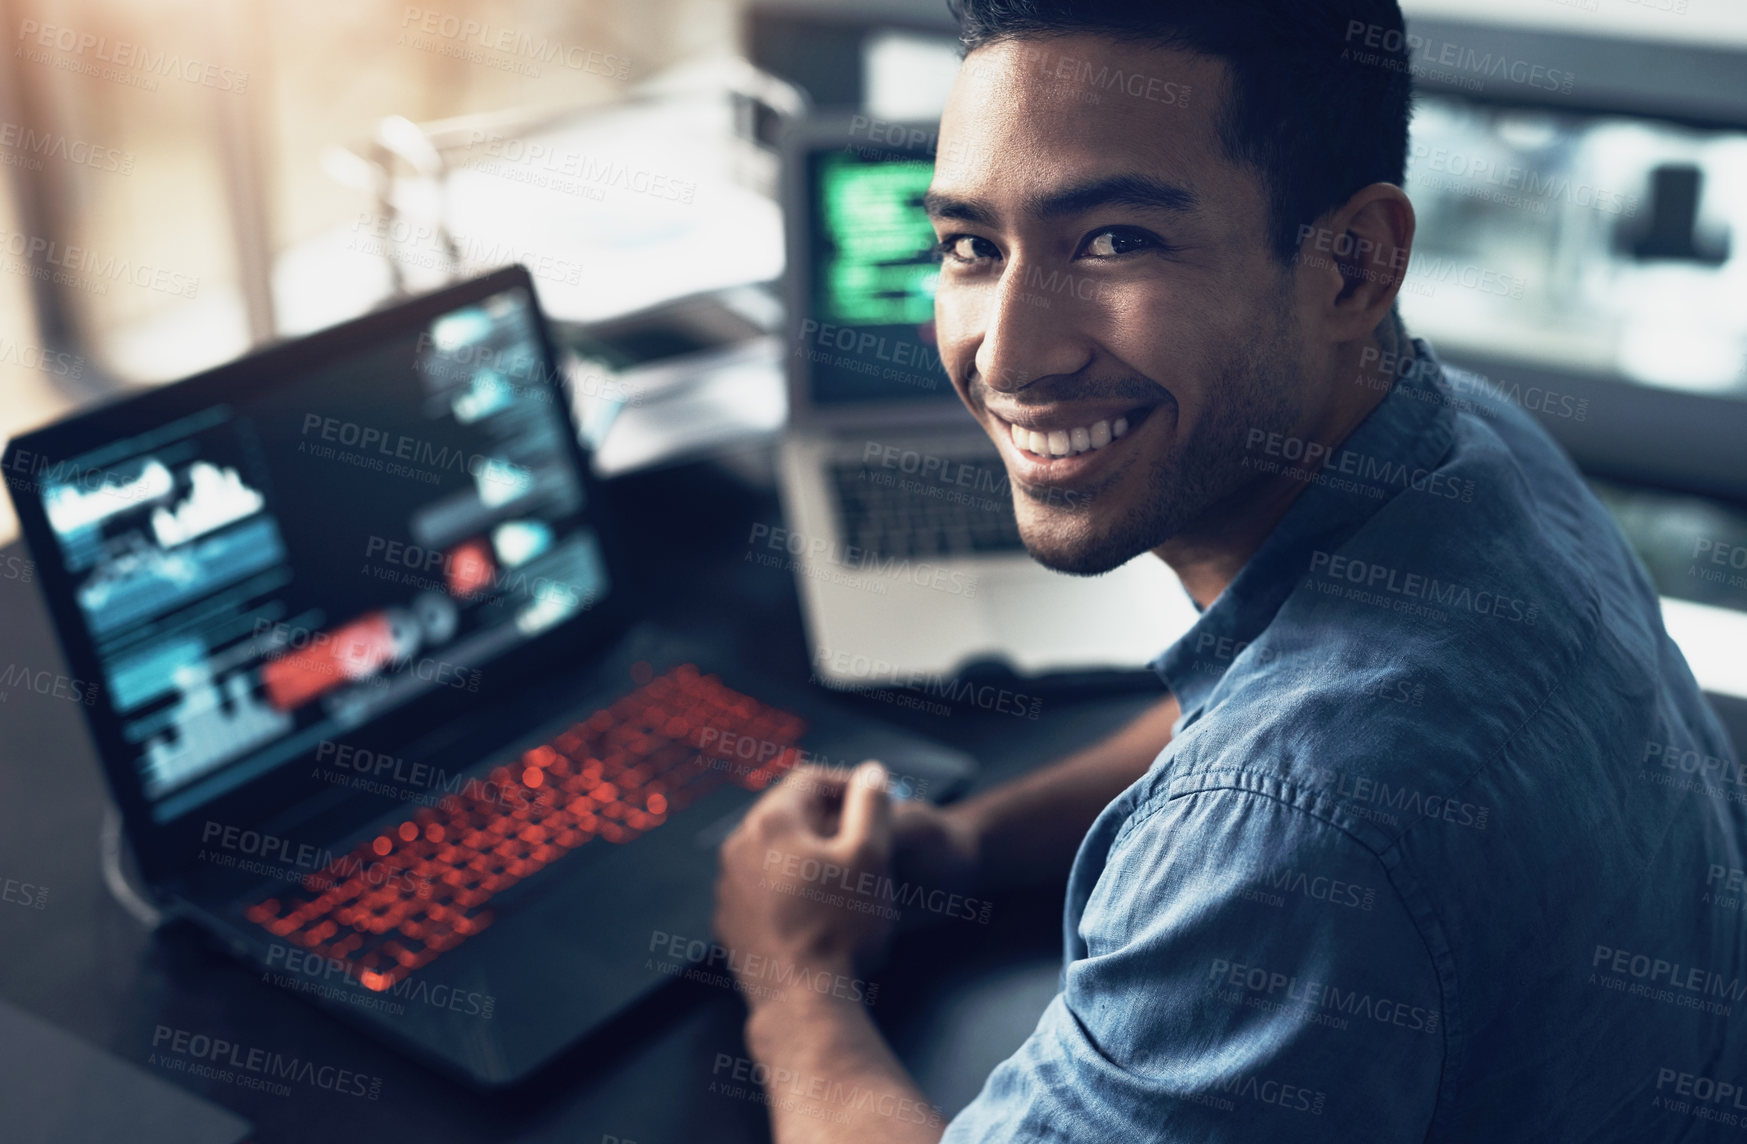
[953,655,1021,681]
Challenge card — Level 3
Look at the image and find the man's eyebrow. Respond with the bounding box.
[923,174,1199,227]
[922,190,995,224]
[1029,174,1199,219]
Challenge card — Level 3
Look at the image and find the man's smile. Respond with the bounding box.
[983,400,1164,484]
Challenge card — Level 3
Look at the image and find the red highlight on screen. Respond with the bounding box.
[262,613,396,710]
[447,538,495,598]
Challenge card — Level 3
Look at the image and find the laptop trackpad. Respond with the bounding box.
[978,558,1192,674]
[414,813,724,1087]
[979,566,1114,647]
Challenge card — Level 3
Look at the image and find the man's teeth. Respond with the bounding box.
[1008,416,1129,457]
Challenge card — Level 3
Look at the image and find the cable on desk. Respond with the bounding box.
[101,805,164,930]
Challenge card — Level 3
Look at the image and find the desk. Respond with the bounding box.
[0,449,1160,1143]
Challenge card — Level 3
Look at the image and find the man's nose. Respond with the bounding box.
[973,261,1094,393]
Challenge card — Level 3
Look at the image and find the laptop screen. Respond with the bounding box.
[804,142,956,406]
[23,283,609,825]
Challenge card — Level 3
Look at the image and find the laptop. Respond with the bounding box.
[1,266,975,1089]
[778,117,1197,687]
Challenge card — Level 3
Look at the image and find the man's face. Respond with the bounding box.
[929,36,1308,575]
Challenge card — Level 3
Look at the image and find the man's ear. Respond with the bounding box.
[1295,183,1416,343]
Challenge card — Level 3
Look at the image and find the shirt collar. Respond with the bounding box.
[1152,338,1458,715]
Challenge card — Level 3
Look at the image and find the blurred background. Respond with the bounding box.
[2,0,1746,691]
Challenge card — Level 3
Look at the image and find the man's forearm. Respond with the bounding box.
[745,988,946,1144]
[953,692,1179,893]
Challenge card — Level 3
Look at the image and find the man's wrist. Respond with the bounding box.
[744,969,866,1061]
[940,799,988,882]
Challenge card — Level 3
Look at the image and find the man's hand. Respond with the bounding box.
[714,760,946,1144]
[889,799,983,918]
[714,761,898,1009]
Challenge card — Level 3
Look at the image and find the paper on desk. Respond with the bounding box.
[429,95,785,324]
[586,336,787,476]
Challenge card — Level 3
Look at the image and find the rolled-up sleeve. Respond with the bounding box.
[943,786,1446,1142]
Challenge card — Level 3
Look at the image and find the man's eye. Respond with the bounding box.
[934,235,999,265]
[1080,228,1164,258]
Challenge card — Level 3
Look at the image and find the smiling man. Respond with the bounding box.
[714,2,1745,1141]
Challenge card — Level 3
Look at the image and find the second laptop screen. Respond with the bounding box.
[805,145,956,406]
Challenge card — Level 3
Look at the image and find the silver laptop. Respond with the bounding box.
[778,118,1196,687]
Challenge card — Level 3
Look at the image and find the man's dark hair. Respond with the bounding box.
[947,0,1414,262]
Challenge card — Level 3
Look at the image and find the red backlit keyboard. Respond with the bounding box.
[244,663,806,991]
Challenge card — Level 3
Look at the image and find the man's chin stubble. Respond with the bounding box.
[1022,534,1137,576]
[1014,490,1184,577]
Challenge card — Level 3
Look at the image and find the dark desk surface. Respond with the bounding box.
[0,449,1161,1143]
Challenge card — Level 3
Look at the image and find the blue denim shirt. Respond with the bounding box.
[944,342,1747,1142]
